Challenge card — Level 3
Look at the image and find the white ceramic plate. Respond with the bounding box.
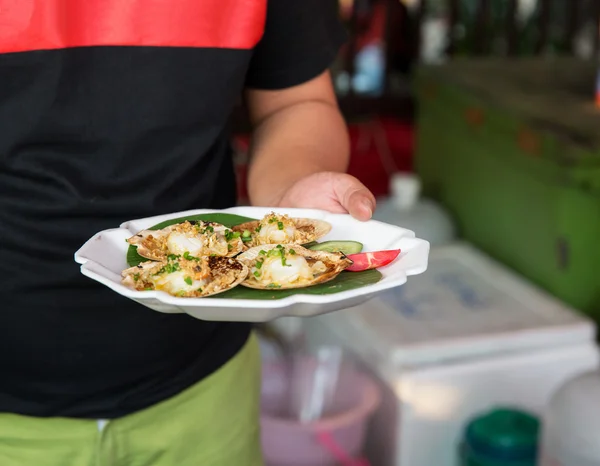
[74,207,430,322]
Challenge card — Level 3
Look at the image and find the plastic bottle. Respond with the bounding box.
[334,42,384,97]
[459,408,540,466]
[539,370,600,466]
[416,0,450,63]
[351,41,385,97]
[372,172,456,247]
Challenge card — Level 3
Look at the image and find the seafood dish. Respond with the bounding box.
[122,254,248,297]
[127,220,244,261]
[236,244,352,290]
[121,211,400,298]
[232,212,331,248]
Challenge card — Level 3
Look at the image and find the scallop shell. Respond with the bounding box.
[128,221,244,261]
[121,255,248,298]
[233,215,331,248]
[236,243,352,290]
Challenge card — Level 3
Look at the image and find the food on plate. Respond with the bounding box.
[308,240,363,255]
[236,244,352,289]
[121,211,400,298]
[345,249,401,272]
[121,253,248,297]
[127,221,244,261]
[232,212,331,247]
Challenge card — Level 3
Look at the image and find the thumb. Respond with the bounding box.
[332,174,376,221]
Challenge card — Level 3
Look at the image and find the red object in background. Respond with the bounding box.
[346,118,414,197]
[232,117,415,204]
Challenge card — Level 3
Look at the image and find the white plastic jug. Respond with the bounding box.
[372,172,456,246]
[539,369,600,466]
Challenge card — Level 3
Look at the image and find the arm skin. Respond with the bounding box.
[244,70,375,221]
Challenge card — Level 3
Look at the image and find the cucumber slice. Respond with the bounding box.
[308,240,363,255]
[302,241,319,249]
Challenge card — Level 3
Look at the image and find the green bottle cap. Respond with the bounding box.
[464,408,540,462]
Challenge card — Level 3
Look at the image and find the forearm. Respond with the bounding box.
[246,100,350,206]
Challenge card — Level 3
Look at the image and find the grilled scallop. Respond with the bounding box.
[236,244,352,290]
[233,212,331,248]
[122,253,248,298]
[127,221,244,261]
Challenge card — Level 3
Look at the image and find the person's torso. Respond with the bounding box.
[0,0,267,418]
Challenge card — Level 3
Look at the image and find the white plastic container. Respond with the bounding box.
[372,173,456,247]
[303,242,599,466]
[539,370,600,466]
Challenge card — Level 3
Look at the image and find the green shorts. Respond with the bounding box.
[0,333,263,466]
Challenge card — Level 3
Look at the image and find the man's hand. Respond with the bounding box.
[245,70,376,221]
[274,171,375,222]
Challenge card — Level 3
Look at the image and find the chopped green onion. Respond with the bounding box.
[184,276,193,286]
[253,270,261,278]
[183,251,200,261]
[225,230,241,242]
[255,259,264,269]
[289,249,296,255]
[277,221,284,230]
[133,273,140,281]
[156,260,180,275]
[267,249,281,258]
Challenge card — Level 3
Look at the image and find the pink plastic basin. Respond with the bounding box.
[260,359,381,466]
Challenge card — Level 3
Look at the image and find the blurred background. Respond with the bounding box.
[235,1,600,465]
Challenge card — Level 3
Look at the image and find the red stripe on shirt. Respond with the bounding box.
[0,0,267,54]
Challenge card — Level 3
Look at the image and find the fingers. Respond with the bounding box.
[332,174,376,222]
[275,172,377,221]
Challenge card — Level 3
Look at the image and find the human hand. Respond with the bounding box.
[274,172,376,221]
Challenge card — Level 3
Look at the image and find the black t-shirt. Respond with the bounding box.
[0,0,346,418]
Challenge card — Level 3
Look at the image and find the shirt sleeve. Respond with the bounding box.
[244,0,348,90]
